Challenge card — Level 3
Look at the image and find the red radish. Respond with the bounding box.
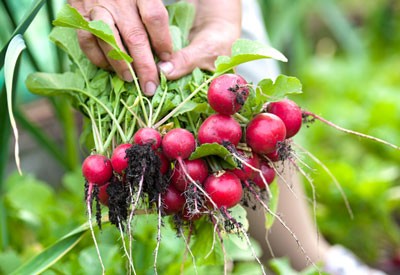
[246,113,286,154]
[198,114,242,146]
[265,150,280,162]
[98,183,110,206]
[156,151,170,175]
[162,128,196,160]
[204,171,243,209]
[207,74,249,115]
[266,99,302,138]
[253,161,276,189]
[111,143,132,174]
[133,127,162,150]
[82,154,113,185]
[231,151,260,181]
[162,185,185,214]
[171,158,209,192]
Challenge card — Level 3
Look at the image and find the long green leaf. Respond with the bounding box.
[0,74,9,185]
[0,0,46,68]
[10,224,89,275]
[4,35,26,175]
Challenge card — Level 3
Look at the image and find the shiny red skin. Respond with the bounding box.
[265,150,280,162]
[111,143,132,174]
[162,185,185,214]
[204,172,243,209]
[162,128,196,160]
[133,127,162,150]
[253,161,276,189]
[82,154,113,185]
[246,113,286,154]
[156,151,170,175]
[98,183,110,206]
[231,151,260,181]
[198,114,242,146]
[266,99,302,138]
[171,158,209,192]
[207,74,249,115]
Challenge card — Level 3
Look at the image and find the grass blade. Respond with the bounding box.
[10,224,90,275]
[4,34,26,175]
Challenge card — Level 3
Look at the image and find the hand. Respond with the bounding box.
[158,0,242,80]
[68,0,173,96]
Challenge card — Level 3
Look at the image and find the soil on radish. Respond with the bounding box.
[84,180,103,229]
[183,182,206,217]
[302,112,316,127]
[107,176,129,228]
[125,144,168,203]
[227,83,248,106]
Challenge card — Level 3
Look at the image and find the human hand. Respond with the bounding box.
[68,0,173,96]
[158,0,241,80]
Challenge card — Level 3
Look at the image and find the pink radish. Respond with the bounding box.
[207,74,249,115]
[246,113,286,154]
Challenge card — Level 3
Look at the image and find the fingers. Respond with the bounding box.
[70,0,111,71]
[90,5,133,82]
[72,0,171,96]
[117,0,172,95]
[158,32,233,80]
[77,30,110,70]
[115,7,159,96]
[158,0,241,80]
[137,0,173,61]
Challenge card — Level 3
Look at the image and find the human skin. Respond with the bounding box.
[67,0,241,96]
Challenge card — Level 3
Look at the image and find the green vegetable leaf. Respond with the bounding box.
[239,85,267,119]
[172,101,198,117]
[53,4,132,63]
[191,220,224,266]
[189,143,237,169]
[167,2,195,46]
[215,39,288,73]
[268,257,298,275]
[49,27,97,82]
[258,75,302,100]
[169,25,183,51]
[25,72,85,100]
[225,235,262,262]
[265,181,280,229]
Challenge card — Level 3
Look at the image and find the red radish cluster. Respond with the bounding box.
[81,73,304,228]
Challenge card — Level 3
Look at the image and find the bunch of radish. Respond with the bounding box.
[82,73,304,231]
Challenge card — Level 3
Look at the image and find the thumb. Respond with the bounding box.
[157,41,217,80]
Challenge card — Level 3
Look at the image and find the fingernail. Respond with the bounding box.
[123,71,134,82]
[158,61,174,75]
[145,81,157,96]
